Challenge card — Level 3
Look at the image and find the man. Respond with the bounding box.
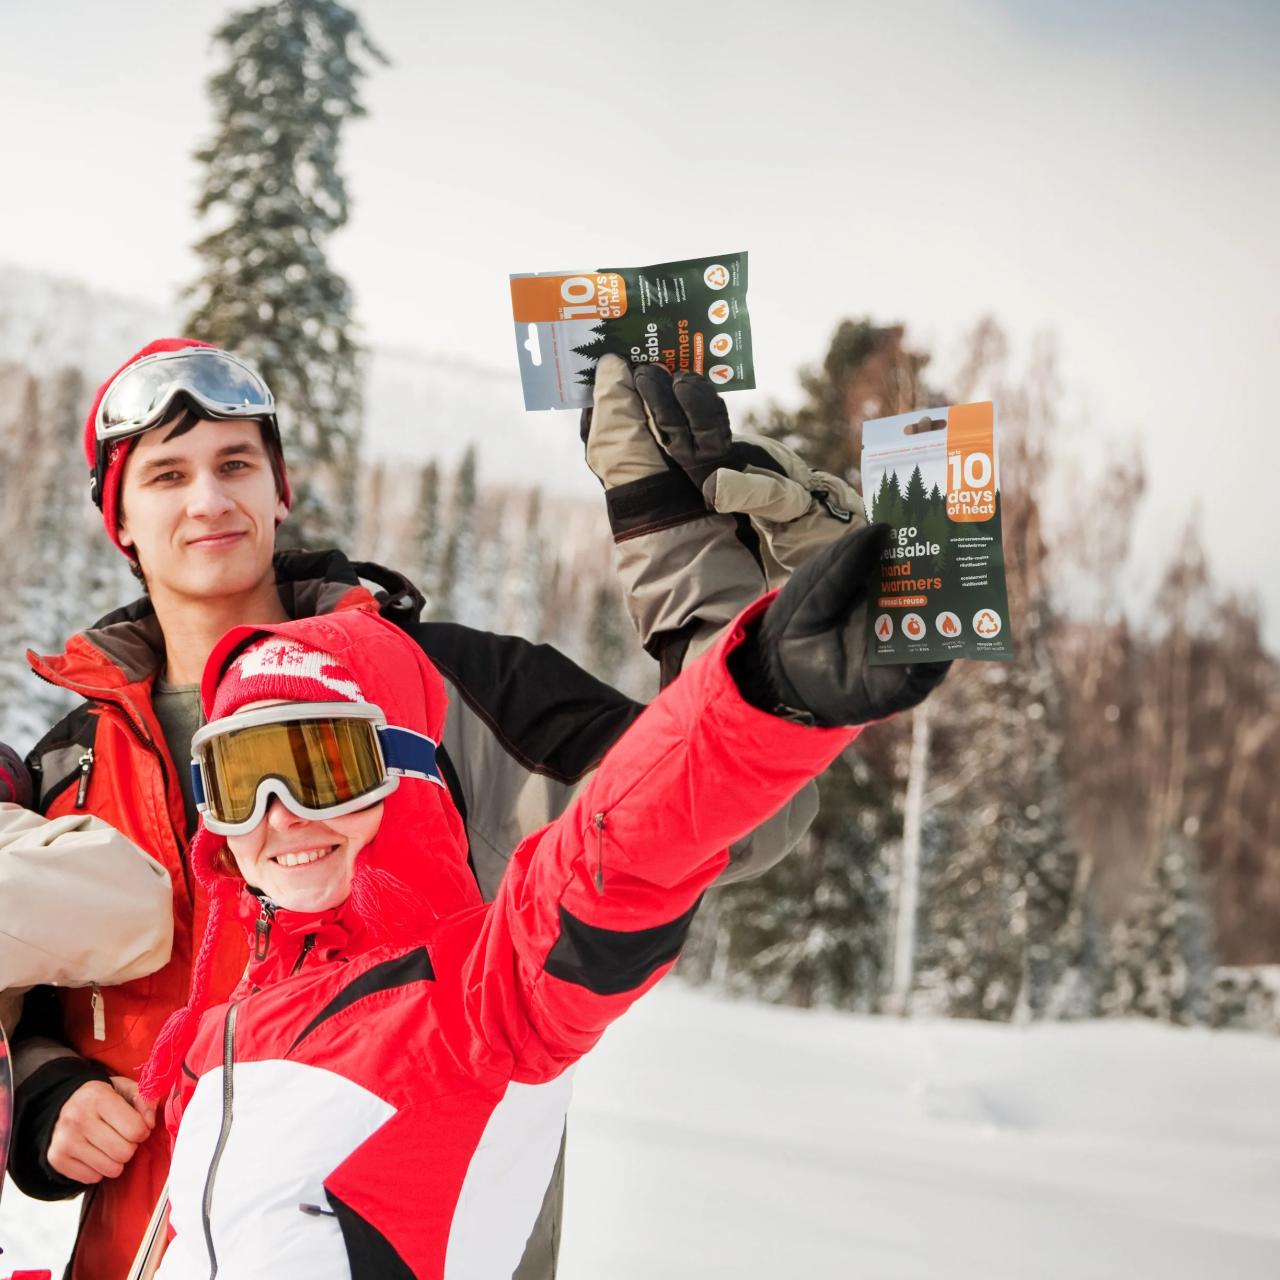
[9,338,873,1279]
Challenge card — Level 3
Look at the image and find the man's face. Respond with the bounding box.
[117,417,287,602]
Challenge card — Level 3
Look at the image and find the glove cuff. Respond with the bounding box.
[605,470,707,542]
[726,617,819,727]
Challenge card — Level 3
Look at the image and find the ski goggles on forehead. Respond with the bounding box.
[95,348,275,446]
[190,702,443,837]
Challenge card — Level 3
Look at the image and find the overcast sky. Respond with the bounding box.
[2,0,1277,642]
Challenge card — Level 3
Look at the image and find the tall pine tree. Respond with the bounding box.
[1101,831,1215,1025]
[902,464,928,526]
[185,0,386,548]
[437,446,478,624]
[747,319,938,477]
[584,582,630,683]
[912,327,1093,1021]
[714,746,896,1010]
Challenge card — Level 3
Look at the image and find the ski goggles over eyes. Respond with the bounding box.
[190,702,443,837]
[95,348,275,446]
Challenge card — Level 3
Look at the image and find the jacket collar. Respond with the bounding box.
[27,550,425,703]
[238,886,368,984]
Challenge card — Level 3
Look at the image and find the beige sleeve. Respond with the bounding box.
[0,803,173,993]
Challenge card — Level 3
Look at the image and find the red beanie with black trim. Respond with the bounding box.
[84,337,292,557]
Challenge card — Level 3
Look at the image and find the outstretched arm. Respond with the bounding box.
[466,523,949,1076]
[464,594,858,1080]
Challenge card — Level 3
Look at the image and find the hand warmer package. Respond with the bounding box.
[860,401,1013,665]
[510,253,754,410]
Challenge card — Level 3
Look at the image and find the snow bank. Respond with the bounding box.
[2,983,1276,1278]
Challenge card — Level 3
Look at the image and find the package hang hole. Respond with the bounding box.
[904,415,947,436]
[522,324,543,366]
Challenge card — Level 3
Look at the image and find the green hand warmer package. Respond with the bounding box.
[510,252,754,410]
[861,401,1013,665]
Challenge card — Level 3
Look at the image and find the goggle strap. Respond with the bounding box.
[378,725,445,786]
[190,720,446,827]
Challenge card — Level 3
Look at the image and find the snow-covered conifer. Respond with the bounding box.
[1102,831,1216,1025]
[185,0,386,547]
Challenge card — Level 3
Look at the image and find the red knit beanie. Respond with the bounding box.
[210,635,365,720]
[84,337,293,557]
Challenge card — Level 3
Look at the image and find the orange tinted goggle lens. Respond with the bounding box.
[198,718,384,826]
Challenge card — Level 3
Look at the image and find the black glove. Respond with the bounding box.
[0,741,34,807]
[731,523,951,727]
[631,363,735,492]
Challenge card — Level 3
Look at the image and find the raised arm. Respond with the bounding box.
[465,524,949,1077]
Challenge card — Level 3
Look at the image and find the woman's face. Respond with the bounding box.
[226,797,384,914]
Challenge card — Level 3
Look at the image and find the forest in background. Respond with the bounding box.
[1,312,1276,1034]
[0,0,1276,1033]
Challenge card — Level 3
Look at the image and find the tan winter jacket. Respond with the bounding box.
[0,803,173,1035]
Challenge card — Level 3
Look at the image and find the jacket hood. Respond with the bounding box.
[195,608,478,926]
[139,604,473,1102]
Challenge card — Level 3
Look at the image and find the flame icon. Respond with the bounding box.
[941,615,958,636]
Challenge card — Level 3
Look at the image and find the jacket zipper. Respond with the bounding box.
[90,984,105,1041]
[74,748,95,808]
[291,933,317,976]
[29,666,188,874]
[254,911,272,963]
[201,1000,240,1278]
[593,811,607,891]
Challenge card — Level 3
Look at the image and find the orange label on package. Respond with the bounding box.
[510,272,628,324]
[862,400,1011,664]
[945,400,997,523]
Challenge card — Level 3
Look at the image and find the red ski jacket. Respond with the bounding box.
[157,602,856,1278]
[14,563,382,1280]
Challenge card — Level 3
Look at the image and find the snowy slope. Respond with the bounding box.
[0,264,595,497]
[3,984,1276,1278]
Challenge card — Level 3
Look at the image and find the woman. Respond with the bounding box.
[142,525,945,1278]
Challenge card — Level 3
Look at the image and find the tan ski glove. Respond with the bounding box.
[613,358,867,591]
[701,433,866,590]
[581,354,768,682]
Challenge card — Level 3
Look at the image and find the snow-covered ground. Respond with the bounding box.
[2,983,1276,1278]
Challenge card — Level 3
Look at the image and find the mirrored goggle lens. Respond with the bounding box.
[98,351,272,437]
[198,717,385,827]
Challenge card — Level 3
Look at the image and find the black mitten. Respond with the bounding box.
[731,524,950,727]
